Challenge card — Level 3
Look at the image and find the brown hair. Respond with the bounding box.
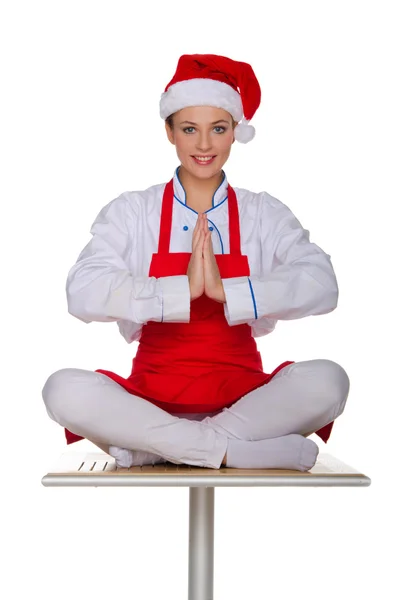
[166,115,174,130]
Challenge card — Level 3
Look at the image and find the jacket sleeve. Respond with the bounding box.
[66,194,190,327]
[222,192,339,329]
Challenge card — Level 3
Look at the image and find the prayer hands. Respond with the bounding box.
[187,213,205,301]
[187,213,226,303]
[202,214,226,303]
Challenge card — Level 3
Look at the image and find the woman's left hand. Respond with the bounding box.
[202,214,226,303]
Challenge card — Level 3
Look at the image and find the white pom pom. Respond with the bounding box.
[234,118,256,143]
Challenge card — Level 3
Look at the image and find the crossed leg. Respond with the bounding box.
[197,358,349,468]
[42,359,349,470]
[202,358,350,445]
[42,368,228,469]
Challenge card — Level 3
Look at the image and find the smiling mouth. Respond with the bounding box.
[191,155,216,163]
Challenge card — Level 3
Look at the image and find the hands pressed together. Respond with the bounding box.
[187,213,226,303]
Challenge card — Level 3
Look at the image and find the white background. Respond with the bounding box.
[2,1,396,598]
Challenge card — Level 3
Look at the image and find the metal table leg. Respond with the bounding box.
[188,486,215,600]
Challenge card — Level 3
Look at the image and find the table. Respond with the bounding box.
[42,451,371,600]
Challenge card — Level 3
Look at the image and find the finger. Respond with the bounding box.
[195,214,204,240]
[199,230,207,257]
[193,213,201,236]
[202,231,209,258]
[203,231,210,256]
[194,228,206,254]
[192,214,204,247]
[201,216,208,238]
[205,233,215,262]
[192,227,200,246]
[192,226,203,253]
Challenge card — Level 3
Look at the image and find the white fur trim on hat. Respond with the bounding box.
[160,78,243,122]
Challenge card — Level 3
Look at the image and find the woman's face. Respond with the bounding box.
[165,106,236,180]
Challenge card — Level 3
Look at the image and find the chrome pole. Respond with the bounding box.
[188,486,215,600]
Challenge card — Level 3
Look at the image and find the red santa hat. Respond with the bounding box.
[159,54,261,143]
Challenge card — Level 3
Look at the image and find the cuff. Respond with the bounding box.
[222,277,257,325]
[159,275,191,322]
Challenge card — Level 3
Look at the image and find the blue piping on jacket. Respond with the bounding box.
[247,277,258,319]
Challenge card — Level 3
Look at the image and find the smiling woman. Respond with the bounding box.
[42,53,349,472]
[164,106,237,212]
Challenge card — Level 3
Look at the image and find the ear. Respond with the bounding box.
[232,120,237,144]
[165,122,175,145]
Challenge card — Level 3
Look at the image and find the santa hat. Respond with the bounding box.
[159,54,261,144]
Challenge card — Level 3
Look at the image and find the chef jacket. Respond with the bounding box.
[66,166,338,343]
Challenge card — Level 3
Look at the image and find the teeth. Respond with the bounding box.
[194,156,214,162]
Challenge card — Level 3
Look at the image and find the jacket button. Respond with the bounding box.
[209,226,214,231]
[183,225,188,231]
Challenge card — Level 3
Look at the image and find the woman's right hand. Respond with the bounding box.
[187,213,205,301]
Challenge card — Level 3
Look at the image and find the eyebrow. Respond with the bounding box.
[179,119,230,125]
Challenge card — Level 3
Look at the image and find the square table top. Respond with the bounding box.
[41,451,371,487]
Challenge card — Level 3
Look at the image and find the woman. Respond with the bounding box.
[42,54,350,471]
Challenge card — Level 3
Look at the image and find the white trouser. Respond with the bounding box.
[42,359,350,469]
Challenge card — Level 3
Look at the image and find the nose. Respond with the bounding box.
[196,131,213,153]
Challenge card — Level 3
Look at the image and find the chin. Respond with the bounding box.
[191,159,225,176]
[194,167,219,178]
[181,163,213,178]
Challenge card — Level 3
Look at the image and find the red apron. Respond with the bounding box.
[65,179,334,445]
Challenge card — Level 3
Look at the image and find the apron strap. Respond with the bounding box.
[158,180,174,254]
[227,184,241,256]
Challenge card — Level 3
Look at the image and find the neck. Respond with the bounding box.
[178,165,223,211]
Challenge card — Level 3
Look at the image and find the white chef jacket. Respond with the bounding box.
[66,166,338,344]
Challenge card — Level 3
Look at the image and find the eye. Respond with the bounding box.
[182,126,227,134]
